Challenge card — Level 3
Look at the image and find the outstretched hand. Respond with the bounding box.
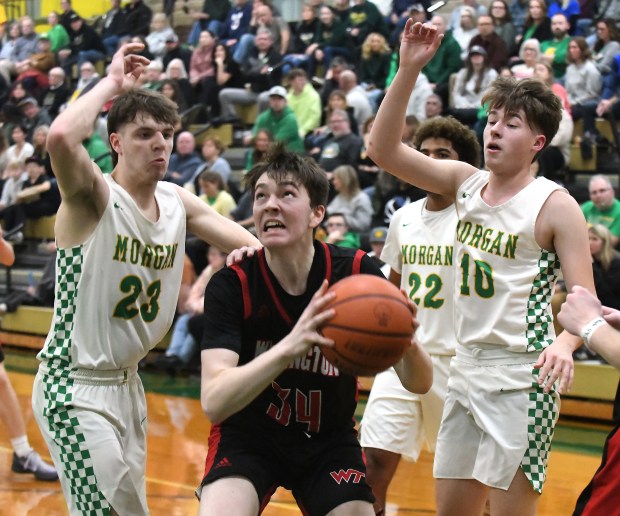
[399,20,444,70]
[107,43,150,92]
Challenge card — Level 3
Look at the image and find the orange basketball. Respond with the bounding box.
[320,274,413,376]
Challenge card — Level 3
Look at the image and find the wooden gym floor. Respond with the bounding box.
[0,349,611,515]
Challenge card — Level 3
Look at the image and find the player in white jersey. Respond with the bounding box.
[368,21,595,515]
[360,117,481,515]
[31,43,259,515]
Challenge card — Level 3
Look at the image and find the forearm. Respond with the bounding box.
[393,340,433,394]
[201,342,296,423]
[584,324,620,369]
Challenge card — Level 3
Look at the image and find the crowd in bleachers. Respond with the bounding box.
[0,0,619,368]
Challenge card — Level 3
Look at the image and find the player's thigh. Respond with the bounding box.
[327,499,375,515]
[364,447,402,486]
[198,476,259,516]
[488,468,539,516]
[436,478,489,516]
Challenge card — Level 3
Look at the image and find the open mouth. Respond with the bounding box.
[264,221,285,232]
[486,142,501,152]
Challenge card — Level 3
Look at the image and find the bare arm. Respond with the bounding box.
[559,286,620,370]
[534,191,596,393]
[368,21,475,197]
[200,281,335,423]
[393,335,433,394]
[48,43,150,246]
[175,185,260,252]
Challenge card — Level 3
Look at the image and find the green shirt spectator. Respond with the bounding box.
[581,175,620,247]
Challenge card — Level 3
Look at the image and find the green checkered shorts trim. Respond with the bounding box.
[40,247,111,514]
[522,372,559,493]
[526,250,560,353]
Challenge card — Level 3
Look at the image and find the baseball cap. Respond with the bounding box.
[39,32,50,40]
[25,155,44,166]
[409,3,426,13]
[19,96,38,108]
[469,45,487,57]
[165,34,179,43]
[369,227,388,243]
[69,13,81,22]
[268,85,287,98]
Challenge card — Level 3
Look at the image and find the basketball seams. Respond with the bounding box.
[319,323,413,339]
[328,293,411,311]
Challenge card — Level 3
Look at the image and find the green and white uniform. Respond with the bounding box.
[32,175,186,515]
[434,170,563,492]
[360,199,457,460]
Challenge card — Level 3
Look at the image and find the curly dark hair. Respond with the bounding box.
[413,116,481,168]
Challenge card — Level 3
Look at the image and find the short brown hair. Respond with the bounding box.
[107,88,180,166]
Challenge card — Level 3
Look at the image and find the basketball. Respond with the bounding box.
[320,274,413,376]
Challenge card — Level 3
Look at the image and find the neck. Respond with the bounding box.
[484,168,536,206]
[264,237,315,295]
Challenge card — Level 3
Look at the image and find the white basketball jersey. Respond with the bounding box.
[454,171,564,353]
[381,198,457,356]
[38,175,186,369]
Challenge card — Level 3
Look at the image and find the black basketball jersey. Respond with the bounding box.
[202,240,384,437]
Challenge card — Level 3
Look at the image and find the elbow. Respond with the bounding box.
[366,139,380,164]
[201,396,225,425]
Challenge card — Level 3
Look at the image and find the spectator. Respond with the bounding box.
[0,22,21,64]
[389,2,427,47]
[282,2,319,74]
[83,126,113,174]
[307,5,351,77]
[489,0,516,56]
[244,127,272,171]
[32,125,53,177]
[58,0,78,33]
[120,0,153,39]
[165,131,203,186]
[2,155,59,239]
[244,85,304,153]
[189,30,217,108]
[0,16,38,83]
[210,42,243,117]
[358,32,392,112]
[317,108,363,173]
[319,56,350,107]
[531,103,573,182]
[516,0,552,50]
[101,0,125,56]
[163,58,196,108]
[191,135,232,191]
[162,34,192,73]
[591,18,620,76]
[510,37,541,79]
[357,115,382,190]
[307,89,358,153]
[421,15,463,108]
[2,81,33,126]
[404,72,434,120]
[40,67,70,119]
[45,11,70,54]
[453,6,479,60]
[197,170,236,217]
[13,35,56,99]
[145,13,177,61]
[595,53,620,124]
[448,0,488,31]
[286,68,321,138]
[547,0,580,32]
[451,46,498,127]
[469,14,509,70]
[140,59,163,90]
[219,0,252,56]
[338,69,374,130]
[218,28,282,119]
[234,2,289,64]
[589,224,620,310]
[540,13,571,79]
[4,125,34,164]
[19,97,52,142]
[0,159,26,211]
[327,164,373,233]
[58,14,106,76]
[366,225,390,276]
[566,36,602,140]
[186,0,231,46]
[346,0,388,49]
[423,93,444,119]
[323,211,361,248]
[581,175,620,248]
[67,61,100,103]
[534,59,571,114]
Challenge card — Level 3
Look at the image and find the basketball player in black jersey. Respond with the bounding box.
[196,143,432,515]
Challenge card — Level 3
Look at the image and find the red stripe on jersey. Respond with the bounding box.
[230,264,251,319]
[320,241,332,284]
[203,424,222,478]
[352,249,365,275]
[258,248,294,326]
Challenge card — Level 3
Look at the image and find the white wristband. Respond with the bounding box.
[580,317,607,349]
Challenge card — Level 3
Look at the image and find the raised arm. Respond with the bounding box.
[176,185,260,252]
[48,44,150,246]
[368,21,475,197]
